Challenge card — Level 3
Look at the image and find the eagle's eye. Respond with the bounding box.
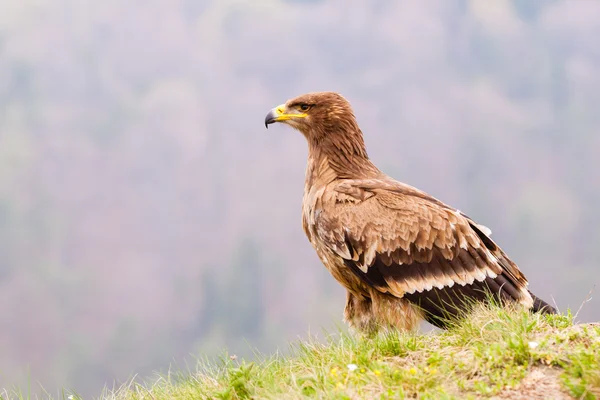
[298,104,311,112]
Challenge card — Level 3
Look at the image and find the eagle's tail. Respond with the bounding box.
[530,291,557,314]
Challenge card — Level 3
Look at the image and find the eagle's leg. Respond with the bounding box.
[343,291,378,334]
[344,290,423,334]
[370,291,423,332]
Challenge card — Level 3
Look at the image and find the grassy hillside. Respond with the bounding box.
[89,305,596,400]
[4,305,597,399]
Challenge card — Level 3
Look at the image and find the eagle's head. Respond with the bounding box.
[265,91,374,177]
[264,92,357,141]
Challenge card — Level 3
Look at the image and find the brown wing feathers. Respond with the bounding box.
[325,184,545,327]
[343,237,526,328]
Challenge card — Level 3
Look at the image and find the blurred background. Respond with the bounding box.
[0,0,599,397]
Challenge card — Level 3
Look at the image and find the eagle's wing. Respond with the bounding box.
[315,178,533,327]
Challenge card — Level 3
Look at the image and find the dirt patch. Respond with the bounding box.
[494,366,572,400]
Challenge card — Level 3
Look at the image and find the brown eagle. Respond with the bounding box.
[265,92,555,333]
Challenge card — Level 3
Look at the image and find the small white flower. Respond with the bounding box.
[67,396,74,400]
[528,341,539,349]
[347,363,358,372]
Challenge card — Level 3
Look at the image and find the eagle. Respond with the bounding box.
[265,91,555,333]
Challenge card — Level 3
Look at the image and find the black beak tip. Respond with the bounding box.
[264,110,277,129]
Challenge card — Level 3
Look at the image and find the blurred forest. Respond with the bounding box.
[0,0,599,396]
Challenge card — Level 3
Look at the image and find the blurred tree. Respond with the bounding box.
[195,239,266,356]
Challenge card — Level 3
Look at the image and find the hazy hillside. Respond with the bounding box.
[0,0,599,396]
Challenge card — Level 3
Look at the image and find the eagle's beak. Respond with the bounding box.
[264,104,307,128]
[264,107,280,128]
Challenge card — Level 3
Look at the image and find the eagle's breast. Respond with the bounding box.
[302,183,371,297]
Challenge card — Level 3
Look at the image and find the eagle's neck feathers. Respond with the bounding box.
[304,124,379,188]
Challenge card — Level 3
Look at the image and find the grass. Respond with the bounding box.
[3,305,599,399]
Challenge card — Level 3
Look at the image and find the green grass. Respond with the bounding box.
[101,305,598,400]
[3,305,599,399]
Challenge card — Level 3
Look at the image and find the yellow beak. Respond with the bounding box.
[264,104,307,128]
